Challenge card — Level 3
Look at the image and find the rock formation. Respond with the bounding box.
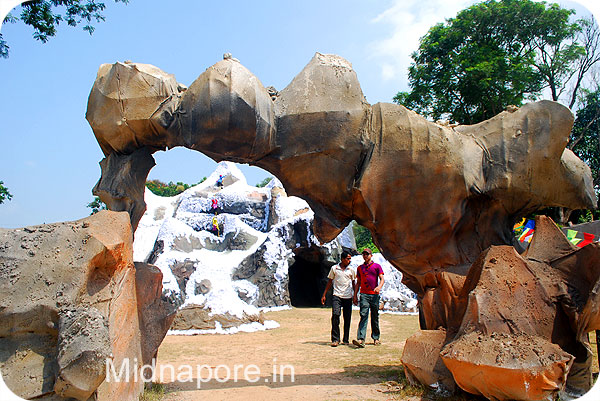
[0,211,175,400]
[133,162,417,331]
[403,216,600,399]
[86,53,599,399]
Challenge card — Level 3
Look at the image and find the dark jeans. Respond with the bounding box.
[357,293,380,341]
[331,295,352,343]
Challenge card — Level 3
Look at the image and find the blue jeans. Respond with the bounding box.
[357,293,380,341]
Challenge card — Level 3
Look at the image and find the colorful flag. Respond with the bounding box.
[577,232,595,248]
[566,229,582,245]
[513,218,525,232]
[519,220,535,243]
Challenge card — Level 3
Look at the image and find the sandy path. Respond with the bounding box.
[156,307,421,400]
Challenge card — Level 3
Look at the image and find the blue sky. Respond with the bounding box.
[0,0,598,228]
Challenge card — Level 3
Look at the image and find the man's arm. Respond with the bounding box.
[321,279,333,305]
[353,271,360,305]
[374,273,385,294]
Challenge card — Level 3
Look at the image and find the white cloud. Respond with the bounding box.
[381,63,396,81]
[368,0,476,89]
[368,0,600,92]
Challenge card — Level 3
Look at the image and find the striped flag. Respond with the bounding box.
[518,220,535,243]
[513,218,525,232]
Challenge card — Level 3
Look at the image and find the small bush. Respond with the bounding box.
[139,382,165,401]
[256,177,273,187]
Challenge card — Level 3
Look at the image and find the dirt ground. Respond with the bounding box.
[155,307,599,401]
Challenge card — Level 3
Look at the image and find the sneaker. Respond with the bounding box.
[331,341,339,347]
[374,339,381,345]
[352,339,365,348]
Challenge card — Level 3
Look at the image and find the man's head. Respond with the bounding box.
[340,250,352,267]
[362,248,372,263]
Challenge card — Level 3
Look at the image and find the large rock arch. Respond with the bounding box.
[86,54,595,294]
[86,53,600,400]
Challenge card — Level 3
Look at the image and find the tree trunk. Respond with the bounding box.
[558,207,573,226]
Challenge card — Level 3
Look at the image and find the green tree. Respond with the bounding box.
[256,177,273,188]
[0,181,13,204]
[395,0,587,124]
[571,88,600,192]
[1,0,129,58]
[145,178,205,197]
[86,196,106,214]
[558,17,600,109]
[352,223,379,254]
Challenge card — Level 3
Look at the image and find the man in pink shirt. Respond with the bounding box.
[352,248,384,348]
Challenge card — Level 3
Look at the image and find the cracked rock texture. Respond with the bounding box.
[0,211,175,400]
[86,53,596,295]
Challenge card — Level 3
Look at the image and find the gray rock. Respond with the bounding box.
[54,308,111,401]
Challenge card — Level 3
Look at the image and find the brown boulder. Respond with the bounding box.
[401,330,456,393]
[170,305,264,331]
[441,331,573,401]
[53,307,111,400]
[437,216,600,398]
[168,57,276,162]
[86,61,182,156]
[0,211,172,400]
[135,262,177,371]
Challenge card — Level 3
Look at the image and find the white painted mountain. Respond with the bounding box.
[133,162,416,332]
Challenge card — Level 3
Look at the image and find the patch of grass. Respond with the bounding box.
[377,366,404,381]
[139,382,165,401]
[380,366,479,401]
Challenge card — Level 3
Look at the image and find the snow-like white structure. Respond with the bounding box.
[134,162,416,333]
[364,253,418,313]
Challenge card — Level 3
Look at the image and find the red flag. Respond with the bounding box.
[576,232,595,248]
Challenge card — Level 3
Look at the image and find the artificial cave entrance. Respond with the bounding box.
[288,248,332,307]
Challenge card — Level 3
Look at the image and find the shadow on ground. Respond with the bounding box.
[162,363,403,391]
[161,363,485,401]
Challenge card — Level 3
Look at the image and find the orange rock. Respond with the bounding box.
[441,331,573,401]
[401,330,456,393]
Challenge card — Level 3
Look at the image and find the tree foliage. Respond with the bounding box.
[570,88,600,190]
[353,223,380,254]
[0,181,13,204]
[145,178,206,197]
[395,0,592,124]
[396,0,600,223]
[1,0,129,58]
[86,196,106,214]
[255,177,273,188]
[87,178,207,213]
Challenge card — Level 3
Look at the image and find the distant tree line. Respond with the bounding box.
[255,177,273,187]
[87,176,276,213]
[145,178,207,197]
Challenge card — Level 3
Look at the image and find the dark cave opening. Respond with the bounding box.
[288,249,332,307]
